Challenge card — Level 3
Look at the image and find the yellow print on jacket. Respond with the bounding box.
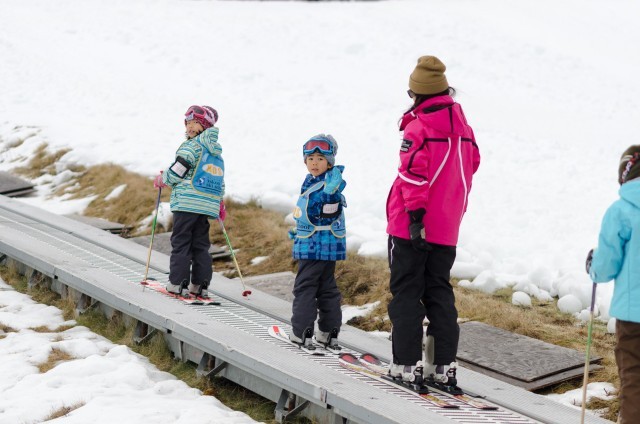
[203,164,224,176]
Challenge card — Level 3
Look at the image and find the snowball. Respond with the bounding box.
[534,289,553,302]
[576,309,591,322]
[250,256,268,265]
[512,291,532,307]
[468,270,503,294]
[557,294,583,314]
[527,266,554,292]
[105,184,127,200]
[607,318,616,334]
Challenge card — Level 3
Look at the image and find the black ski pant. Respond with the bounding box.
[387,235,458,366]
[291,260,342,340]
[169,211,212,288]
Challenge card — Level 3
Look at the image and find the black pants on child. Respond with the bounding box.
[169,211,212,287]
[387,235,458,366]
[291,260,342,339]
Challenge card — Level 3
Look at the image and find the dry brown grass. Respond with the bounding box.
[60,164,171,234]
[209,199,296,277]
[43,401,85,420]
[12,145,170,236]
[13,144,73,179]
[38,347,75,373]
[1,323,17,333]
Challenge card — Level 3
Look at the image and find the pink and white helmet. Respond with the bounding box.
[184,105,217,129]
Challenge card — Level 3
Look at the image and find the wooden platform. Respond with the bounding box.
[458,321,602,390]
[65,214,131,234]
[0,171,34,197]
[129,232,231,260]
[241,271,296,302]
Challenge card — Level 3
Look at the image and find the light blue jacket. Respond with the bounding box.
[590,179,640,323]
[162,127,224,218]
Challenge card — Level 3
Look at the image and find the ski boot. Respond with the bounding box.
[188,282,209,299]
[423,334,462,394]
[290,328,317,352]
[426,362,462,395]
[315,328,341,352]
[388,361,426,392]
[166,280,185,295]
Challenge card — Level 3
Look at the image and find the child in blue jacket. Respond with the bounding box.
[288,134,346,351]
[587,145,640,424]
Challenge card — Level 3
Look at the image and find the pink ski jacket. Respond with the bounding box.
[386,95,480,246]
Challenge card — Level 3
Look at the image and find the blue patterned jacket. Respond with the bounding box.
[292,170,347,261]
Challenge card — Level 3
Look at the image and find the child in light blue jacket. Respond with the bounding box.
[587,145,640,424]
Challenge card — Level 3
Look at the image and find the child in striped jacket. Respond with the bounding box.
[154,105,225,299]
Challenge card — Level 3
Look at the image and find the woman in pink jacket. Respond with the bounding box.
[386,56,480,391]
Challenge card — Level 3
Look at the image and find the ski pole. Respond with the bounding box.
[580,282,597,424]
[217,219,252,297]
[141,187,162,287]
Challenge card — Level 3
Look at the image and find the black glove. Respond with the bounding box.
[585,249,594,274]
[408,208,431,252]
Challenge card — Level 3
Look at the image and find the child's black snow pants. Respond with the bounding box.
[169,211,212,288]
[291,260,342,340]
[387,235,458,366]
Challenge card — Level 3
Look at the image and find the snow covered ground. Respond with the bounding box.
[0,0,637,418]
[0,277,258,424]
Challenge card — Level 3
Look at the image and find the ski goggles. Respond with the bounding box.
[184,105,206,123]
[303,139,334,156]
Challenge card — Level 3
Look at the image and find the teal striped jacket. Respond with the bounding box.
[161,127,224,218]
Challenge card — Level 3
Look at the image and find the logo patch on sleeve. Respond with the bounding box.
[400,139,413,152]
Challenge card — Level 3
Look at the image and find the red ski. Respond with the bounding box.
[141,280,220,305]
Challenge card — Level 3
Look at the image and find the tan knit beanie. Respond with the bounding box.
[619,145,640,184]
[409,56,449,95]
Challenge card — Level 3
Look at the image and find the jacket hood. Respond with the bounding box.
[399,95,467,136]
[620,179,640,208]
[197,127,221,155]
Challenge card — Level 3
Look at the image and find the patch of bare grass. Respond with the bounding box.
[210,199,295,277]
[43,401,85,420]
[13,144,72,179]
[59,164,171,234]
[38,347,75,373]
[1,323,17,333]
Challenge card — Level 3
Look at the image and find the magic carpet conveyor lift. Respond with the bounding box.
[0,195,612,424]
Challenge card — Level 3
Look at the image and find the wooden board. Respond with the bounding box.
[65,214,130,234]
[129,232,231,259]
[0,172,35,197]
[457,321,602,390]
